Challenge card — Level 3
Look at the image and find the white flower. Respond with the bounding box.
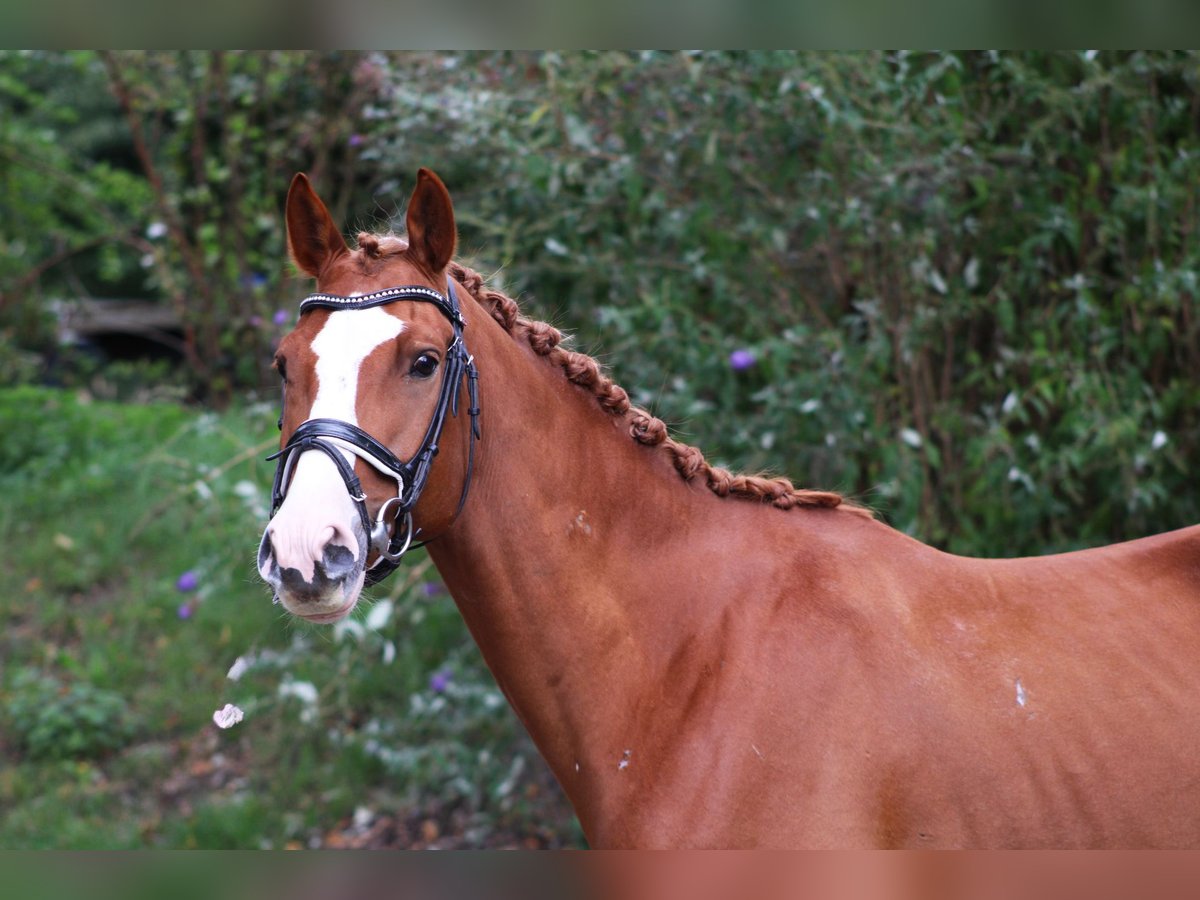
[333,618,365,642]
[928,269,948,295]
[226,656,249,681]
[233,480,257,498]
[366,599,393,631]
[1008,467,1036,492]
[900,428,923,449]
[964,257,980,290]
[1151,430,1169,451]
[278,680,318,705]
[213,703,244,729]
[279,679,319,724]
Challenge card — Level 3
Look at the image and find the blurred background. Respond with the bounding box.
[2,50,1199,848]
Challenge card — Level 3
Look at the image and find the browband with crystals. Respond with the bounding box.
[300,285,464,327]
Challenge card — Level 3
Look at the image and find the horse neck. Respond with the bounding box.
[426,298,711,802]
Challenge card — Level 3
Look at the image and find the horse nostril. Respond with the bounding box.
[258,526,278,581]
[312,524,358,568]
[322,543,357,581]
[258,520,361,598]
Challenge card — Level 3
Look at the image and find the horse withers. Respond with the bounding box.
[258,168,1200,848]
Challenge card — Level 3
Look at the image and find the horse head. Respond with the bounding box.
[258,169,476,622]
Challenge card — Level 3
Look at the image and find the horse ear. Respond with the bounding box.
[405,168,457,274]
[286,173,348,278]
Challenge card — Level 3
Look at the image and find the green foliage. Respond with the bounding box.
[358,50,1200,554]
[0,52,152,308]
[86,51,391,398]
[4,668,135,761]
[0,387,572,848]
[8,51,1198,553]
[0,328,43,384]
[1,51,392,399]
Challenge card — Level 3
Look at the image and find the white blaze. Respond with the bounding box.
[264,308,405,582]
[309,307,406,423]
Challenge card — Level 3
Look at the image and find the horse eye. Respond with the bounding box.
[275,357,288,383]
[411,353,439,378]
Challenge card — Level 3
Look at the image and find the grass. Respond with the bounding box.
[0,386,580,849]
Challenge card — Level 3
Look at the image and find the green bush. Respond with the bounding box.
[360,51,1200,554]
[3,668,136,761]
[7,51,1199,554]
[0,387,573,847]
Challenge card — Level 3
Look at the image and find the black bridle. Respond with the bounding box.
[267,281,480,586]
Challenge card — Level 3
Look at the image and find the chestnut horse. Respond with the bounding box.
[258,169,1200,848]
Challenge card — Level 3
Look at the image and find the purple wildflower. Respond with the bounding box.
[421,581,445,598]
[429,669,452,693]
[273,309,290,326]
[729,349,756,371]
[176,570,198,592]
[348,133,365,148]
[177,600,194,620]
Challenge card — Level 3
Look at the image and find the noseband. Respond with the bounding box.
[267,281,480,586]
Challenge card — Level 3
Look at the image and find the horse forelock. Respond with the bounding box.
[353,232,409,270]
[447,260,873,518]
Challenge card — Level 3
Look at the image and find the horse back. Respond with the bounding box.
[634,513,1200,847]
[815,520,1200,846]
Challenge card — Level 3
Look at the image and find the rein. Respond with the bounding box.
[267,281,481,586]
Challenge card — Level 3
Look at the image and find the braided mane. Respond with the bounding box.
[446,261,871,518]
[355,235,864,514]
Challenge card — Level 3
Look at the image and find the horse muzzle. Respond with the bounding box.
[257,512,369,622]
